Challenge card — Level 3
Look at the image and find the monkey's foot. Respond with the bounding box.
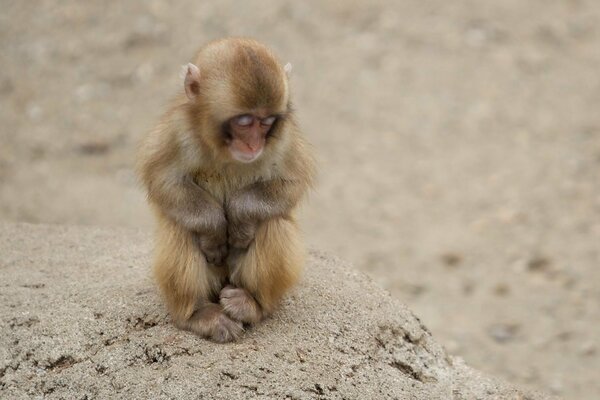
[220,285,263,324]
[180,303,243,343]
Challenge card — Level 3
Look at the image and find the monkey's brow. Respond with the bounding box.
[230,112,288,121]
[265,112,286,120]
[273,111,289,119]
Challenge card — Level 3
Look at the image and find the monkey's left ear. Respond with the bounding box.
[284,62,292,77]
[182,63,201,100]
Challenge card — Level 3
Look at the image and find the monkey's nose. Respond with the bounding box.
[241,128,263,152]
[242,140,261,153]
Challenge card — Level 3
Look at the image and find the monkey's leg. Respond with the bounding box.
[153,216,243,342]
[223,216,303,323]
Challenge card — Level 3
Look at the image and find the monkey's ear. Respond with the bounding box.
[284,62,292,77]
[182,63,201,100]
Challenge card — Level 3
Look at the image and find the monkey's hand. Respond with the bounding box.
[226,179,292,249]
[227,219,258,249]
[155,175,229,265]
[193,231,228,265]
[184,207,228,266]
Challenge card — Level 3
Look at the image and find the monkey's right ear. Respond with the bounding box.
[182,63,201,100]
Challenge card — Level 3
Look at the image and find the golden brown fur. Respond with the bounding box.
[137,38,315,342]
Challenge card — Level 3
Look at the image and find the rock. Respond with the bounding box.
[0,223,551,399]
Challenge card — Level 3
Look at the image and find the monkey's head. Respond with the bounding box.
[183,38,293,164]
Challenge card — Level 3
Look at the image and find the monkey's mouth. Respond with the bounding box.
[228,138,265,163]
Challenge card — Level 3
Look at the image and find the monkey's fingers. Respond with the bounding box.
[228,237,252,249]
[192,232,227,266]
[228,224,256,249]
[203,243,227,266]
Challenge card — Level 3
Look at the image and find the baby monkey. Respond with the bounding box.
[137,38,315,342]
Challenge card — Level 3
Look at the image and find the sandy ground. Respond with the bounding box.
[0,1,598,398]
[0,223,550,399]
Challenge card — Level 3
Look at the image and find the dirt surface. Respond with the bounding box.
[0,223,550,399]
[0,1,599,398]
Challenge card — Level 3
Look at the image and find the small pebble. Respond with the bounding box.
[488,323,520,343]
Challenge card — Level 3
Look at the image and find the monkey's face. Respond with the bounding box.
[222,111,280,163]
[182,38,291,164]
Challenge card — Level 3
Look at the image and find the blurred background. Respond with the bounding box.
[1,0,599,398]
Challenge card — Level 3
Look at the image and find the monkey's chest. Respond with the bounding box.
[193,170,263,203]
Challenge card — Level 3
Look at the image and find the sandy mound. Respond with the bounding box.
[0,223,549,399]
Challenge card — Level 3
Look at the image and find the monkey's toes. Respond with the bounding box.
[220,286,262,324]
[211,314,244,343]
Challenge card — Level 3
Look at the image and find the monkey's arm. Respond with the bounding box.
[143,162,228,264]
[226,177,307,248]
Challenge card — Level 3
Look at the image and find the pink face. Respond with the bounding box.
[225,113,277,163]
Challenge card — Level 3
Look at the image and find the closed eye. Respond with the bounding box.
[260,116,277,126]
[234,114,254,127]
